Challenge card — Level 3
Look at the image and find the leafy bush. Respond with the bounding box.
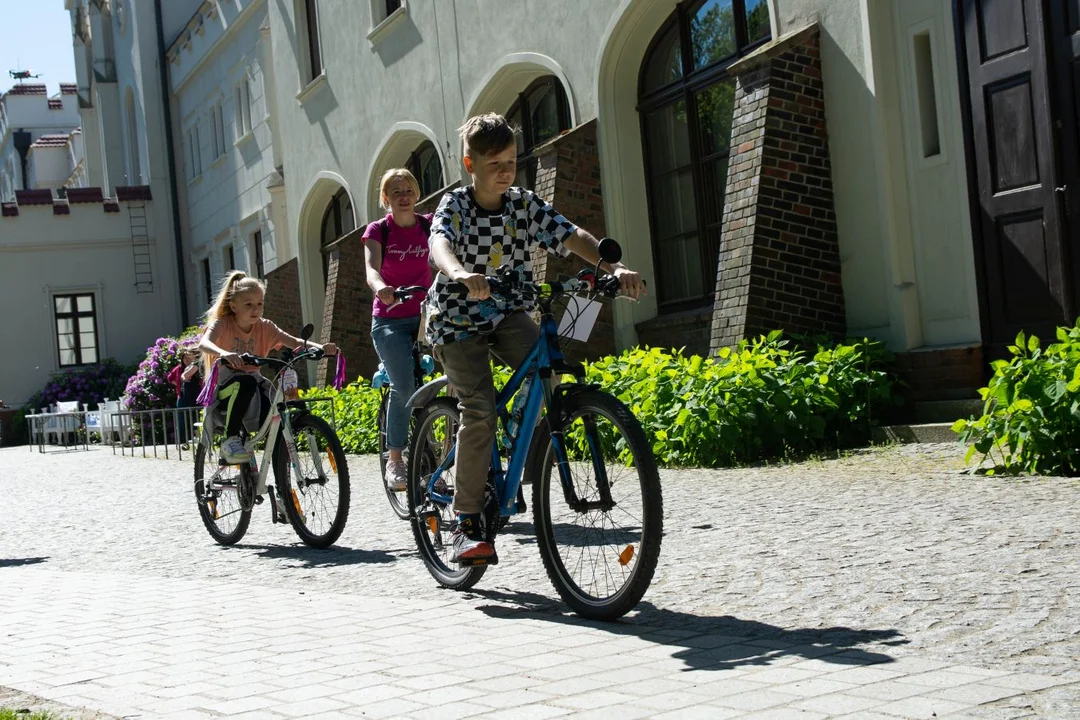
[304,332,896,468]
[24,358,135,412]
[954,326,1080,476]
[301,378,383,455]
[584,333,896,467]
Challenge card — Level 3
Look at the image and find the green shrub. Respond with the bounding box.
[305,332,897,468]
[954,326,1080,476]
[301,378,383,455]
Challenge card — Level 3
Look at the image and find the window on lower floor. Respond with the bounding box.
[407,141,444,199]
[226,245,235,272]
[202,257,213,305]
[253,230,265,279]
[506,76,571,190]
[640,0,771,311]
[320,187,354,287]
[303,0,323,82]
[54,293,99,367]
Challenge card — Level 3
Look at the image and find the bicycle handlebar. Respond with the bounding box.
[446,269,641,300]
[218,346,327,369]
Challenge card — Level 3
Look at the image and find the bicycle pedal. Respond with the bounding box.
[457,552,499,567]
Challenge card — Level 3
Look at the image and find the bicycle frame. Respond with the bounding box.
[203,363,324,502]
[424,305,599,518]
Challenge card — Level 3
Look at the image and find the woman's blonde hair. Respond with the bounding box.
[379,168,421,210]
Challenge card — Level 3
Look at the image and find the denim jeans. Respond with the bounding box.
[371,315,421,451]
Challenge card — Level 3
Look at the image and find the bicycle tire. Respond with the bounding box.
[527,389,662,621]
[194,440,251,546]
[274,414,350,548]
[378,391,410,520]
[407,397,486,589]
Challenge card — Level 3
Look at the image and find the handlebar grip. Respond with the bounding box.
[239,353,260,366]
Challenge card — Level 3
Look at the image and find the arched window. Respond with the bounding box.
[125,88,142,184]
[320,187,354,286]
[406,140,444,200]
[506,76,571,190]
[640,0,770,311]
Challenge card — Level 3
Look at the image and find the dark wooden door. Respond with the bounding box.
[1050,0,1080,308]
[961,0,1070,350]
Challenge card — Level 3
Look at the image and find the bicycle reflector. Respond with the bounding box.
[327,451,338,473]
[618,544,635,566]
[427,516,439,535]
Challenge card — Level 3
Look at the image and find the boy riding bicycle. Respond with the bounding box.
[426,113,644,564]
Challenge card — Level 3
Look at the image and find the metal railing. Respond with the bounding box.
[26,399,337,462]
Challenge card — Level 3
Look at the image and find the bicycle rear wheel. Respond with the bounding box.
[274,414,350,548]
[378,391,410,520]
[407,397,486,589]
[528,389,662,621]
[194,439,251,546]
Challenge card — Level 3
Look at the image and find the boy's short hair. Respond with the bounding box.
[459,113,518,158]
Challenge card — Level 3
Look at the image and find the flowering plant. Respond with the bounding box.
[123,334,201,412]
[24,358,134,411]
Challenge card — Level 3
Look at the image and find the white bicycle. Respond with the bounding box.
[193,324,350,548]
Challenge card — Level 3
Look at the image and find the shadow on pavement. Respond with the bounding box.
[0,557,49,568]
[470,588,906,672]
[234,544,398,568]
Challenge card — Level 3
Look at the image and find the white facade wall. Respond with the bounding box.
[167,0,277,319]
[261,0,981,353]
[0,202,168,407]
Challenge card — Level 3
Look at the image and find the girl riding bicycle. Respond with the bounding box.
[197,271,337,464]
[362,168,434,491]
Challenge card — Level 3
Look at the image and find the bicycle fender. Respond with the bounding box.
[407,375,450,410]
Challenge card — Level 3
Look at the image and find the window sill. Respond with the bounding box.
[234,130,255,148]
[186,173,203,187]
[367,4,407,45]
[296,72,328,104]
[209,154,227,170]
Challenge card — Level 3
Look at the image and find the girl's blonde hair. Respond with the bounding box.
[205,270,266,323]
[379,168,421,210]
[201,271,267,373]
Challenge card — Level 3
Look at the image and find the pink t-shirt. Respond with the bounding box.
[207,316,293,374]
[362,213,433,319]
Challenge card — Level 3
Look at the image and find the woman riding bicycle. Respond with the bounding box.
[427,114,644,564]
[362,168,434,492]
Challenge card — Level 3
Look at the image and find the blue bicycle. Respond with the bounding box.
[406,239,662,621]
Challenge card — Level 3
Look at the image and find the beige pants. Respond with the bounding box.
[434,311,539,515]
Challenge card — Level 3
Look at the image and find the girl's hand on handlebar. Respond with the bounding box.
[322,342,338,356]
[221,352,244,369]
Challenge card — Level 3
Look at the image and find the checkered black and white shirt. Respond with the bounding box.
[425,186,577,345]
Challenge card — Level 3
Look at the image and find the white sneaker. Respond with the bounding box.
[219,436,252,464]
[386,459,408,492]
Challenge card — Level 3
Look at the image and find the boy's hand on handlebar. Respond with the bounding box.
[613,267,646,299]
[452,271,491,300]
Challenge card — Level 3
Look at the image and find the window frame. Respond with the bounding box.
[234,75,252,140]
[303,0,323,83]
[638,0,771,312]
[505,76,572,190]
[186,124,202,181]
[320,188,354,286]
[252,229,265,279]
[202,257,213,306]
[406,140,445,200]
[53,292,100,368]
[209,102,226,161]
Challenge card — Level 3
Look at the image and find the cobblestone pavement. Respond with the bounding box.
[0,442,1077,718]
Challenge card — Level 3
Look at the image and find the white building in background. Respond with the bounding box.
[0,83,81,201]
[165,0,280,310]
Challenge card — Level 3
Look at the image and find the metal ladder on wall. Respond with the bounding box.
[128,203,154,293]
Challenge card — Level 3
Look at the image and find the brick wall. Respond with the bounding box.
[531,120,617,362]
[710,24,846,353]
[895,345,985,402]
[320,228,378,386]
[263,258,308,385]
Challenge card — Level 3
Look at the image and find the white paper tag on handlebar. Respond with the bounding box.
[557,295,602,342]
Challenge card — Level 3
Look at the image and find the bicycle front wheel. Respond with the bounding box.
[528,389,662,621]
[274,414,350,548]
[408,397,486,590]
[194,440,251,546]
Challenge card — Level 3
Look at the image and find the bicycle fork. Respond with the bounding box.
[550,415,616,513]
